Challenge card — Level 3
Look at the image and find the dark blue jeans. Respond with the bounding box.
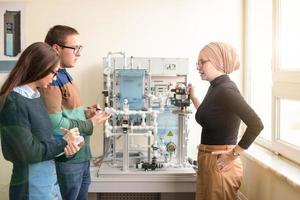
[55,161,91,200]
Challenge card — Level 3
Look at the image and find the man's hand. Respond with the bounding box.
[60,127,85,156]
[85,104,101,119]
[90,111,111,127]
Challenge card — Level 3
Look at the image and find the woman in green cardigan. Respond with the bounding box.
[0,42,82,200]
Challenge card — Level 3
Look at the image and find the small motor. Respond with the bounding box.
[170,83,190,109]
[136,156,163,171]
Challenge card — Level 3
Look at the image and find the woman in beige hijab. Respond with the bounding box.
[188,42,263,200]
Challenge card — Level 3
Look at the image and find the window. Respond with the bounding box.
[278,99,300,147]
[278,0,300,69]
[246,0,272,142]
[246,0,300,164]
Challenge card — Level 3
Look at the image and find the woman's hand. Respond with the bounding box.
[61,127,85,156]
[212,146,243,172]
[187,83,195,98]
[61,127,80,144]
[187,83,200,109]
[64,142,79,156]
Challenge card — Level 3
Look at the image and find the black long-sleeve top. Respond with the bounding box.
[195,75,264,149]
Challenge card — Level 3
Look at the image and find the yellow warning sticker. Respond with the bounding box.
[167,131,173,136]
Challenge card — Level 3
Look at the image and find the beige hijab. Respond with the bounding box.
[200,42,240,74]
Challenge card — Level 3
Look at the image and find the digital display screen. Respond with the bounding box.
[5,23,13,32]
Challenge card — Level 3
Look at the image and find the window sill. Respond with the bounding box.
[242,143,300,189]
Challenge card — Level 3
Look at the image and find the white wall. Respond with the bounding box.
[0,0,242,199]
[23,0,242,157]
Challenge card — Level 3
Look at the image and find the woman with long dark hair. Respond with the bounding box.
[0,42,82,200]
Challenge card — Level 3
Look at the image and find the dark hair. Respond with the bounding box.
[44,25,79,46]
[0,42,60,96]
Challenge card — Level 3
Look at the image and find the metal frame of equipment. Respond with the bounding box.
[99,52,193,172]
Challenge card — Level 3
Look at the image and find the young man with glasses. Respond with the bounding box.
[39,25,110,200]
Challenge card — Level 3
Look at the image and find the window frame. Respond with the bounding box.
[245,0,300,164]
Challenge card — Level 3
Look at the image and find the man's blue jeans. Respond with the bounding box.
[55,161,91,200]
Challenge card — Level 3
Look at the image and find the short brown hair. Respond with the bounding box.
[0,42,60,96]
[44,25,79,46]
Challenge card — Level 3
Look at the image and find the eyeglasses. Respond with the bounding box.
[58,44,83,55]
[196,59,210,68]
[51,70,58,78]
